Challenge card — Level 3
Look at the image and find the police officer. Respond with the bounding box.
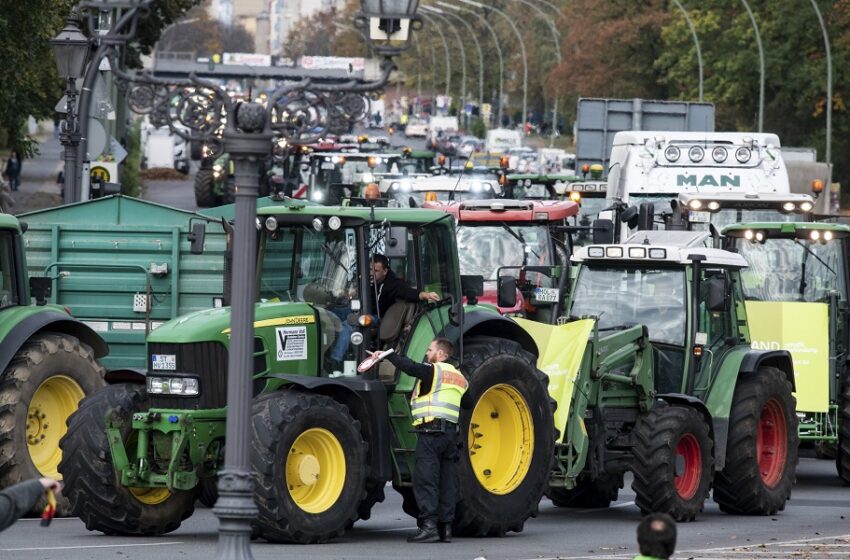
[368,337,470,543]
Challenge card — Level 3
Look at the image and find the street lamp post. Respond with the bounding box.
[739,0,764,131]
[809,0,832,165]
[458,0,528,132]
[51,9,91,206]
[438,11,484,113]
[427,15,452,104]
[438,1,504,126]
[420,8,467,124]
[671,0,703,102]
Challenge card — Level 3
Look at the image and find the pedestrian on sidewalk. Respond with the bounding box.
[4,150,22,191]
[0,477,62,532]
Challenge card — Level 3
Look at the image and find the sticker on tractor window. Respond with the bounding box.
[276,326,308,361]
[152,354,177,371]
[689,211,710,223]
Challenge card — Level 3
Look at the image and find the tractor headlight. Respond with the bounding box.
[664,145,681,162]
[688,146,705,162]
[328,216,342,231]
[800,201,814,212]
[782,202,796,212]
[312,191,324,202]
[265,216,278,231]
[147,376,200,396]
[711,146,728,163]
[735,147,752,163]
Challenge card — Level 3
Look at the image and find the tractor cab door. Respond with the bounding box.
[691,267,739,399]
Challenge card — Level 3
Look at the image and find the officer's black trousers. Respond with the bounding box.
[413,426,459,523]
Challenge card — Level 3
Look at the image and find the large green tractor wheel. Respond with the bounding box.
[632,405,713,521]
[58,383,198,534]
[713,367,798,514]
[251,391,367,544]
[194,168,215,207]
[548,473,623,509]
[453,337,555,537]
[837,379,850,483]
[0,333,105,513]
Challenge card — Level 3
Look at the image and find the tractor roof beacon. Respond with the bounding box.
[58,203,557,543]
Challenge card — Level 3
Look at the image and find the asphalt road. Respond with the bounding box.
[3,455,849,560]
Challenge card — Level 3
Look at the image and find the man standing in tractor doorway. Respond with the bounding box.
[367,337,470,543]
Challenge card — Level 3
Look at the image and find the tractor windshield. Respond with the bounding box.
[570,266,687,346]
[456,224,554,290]
[0,231,19,309]
[737,238,845,303]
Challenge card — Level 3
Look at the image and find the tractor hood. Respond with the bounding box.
[148,302,317,344]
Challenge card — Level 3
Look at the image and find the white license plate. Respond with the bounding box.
[321,162,336,170]
[689,211,711,223]
[533,287,560,303]
[152,354,177,371]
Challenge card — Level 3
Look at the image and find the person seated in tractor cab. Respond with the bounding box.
[369,254,440,321]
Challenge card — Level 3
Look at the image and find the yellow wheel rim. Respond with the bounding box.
[468,383,534,495]
[129,486,172,505]
[286,428,346,513]
[27,375,85,479]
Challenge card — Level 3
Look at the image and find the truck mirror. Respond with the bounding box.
[385,227,408,258]
[638,202,655,231]
[591,219,614,244]
[706,276,729,312]
[189,222,206,255]
[497,276,518,308]
[620,205,637,226]
[460,275,484,305]
[29,277,52,306]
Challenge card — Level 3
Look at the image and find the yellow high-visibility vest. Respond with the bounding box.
[410,362,468,426]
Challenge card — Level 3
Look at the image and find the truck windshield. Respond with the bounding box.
[0,231,18,309]
[570,266,687,346]
[456,224,553,289]
[737,238,845,303]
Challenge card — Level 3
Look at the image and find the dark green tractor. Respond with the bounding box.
[59,204,556,542]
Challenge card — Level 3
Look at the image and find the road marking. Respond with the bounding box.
[2,541,182,552]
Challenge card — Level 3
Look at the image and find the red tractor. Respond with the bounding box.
[424,199,578,322]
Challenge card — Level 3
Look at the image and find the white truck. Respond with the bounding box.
[485,128,523,154]
[601,131,814,241]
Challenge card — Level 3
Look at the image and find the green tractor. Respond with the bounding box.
[500,231,799,520]
[0,214,107,505]
[59,204,556,542]
[722,222,850,481]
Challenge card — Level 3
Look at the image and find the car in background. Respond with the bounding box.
[404,119,429,138]
[457,136,484,158]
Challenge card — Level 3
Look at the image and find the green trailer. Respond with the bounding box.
[59,203,556,543]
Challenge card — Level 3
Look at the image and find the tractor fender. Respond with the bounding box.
[655,393,727,469]
[461,310,539,358]
[739,350,795,391]
[0,311,108,375]
[268,374,393,484]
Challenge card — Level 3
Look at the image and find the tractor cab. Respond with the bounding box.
[428,198,579,323]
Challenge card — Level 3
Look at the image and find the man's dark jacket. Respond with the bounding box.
[372,269,420,318]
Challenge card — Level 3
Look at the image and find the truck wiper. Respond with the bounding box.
[501,224,540,263]
[322,242,349,274]
[794,239,834,297]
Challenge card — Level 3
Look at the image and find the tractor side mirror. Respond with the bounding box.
[706,276,729,312]
[620,206,639,229]
[460,274,484,305]
[385,227,408,258]
[29,277,52,306]
[497,276,518,308]
[637,202,655,231]
[591,219,614,244]
[188,221,207,255]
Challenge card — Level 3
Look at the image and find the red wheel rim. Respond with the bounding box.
[757,398,788,487]
[675,433,701,499]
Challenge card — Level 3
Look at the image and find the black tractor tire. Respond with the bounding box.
[198,478,218,508]
[251,391,367,544]
[836,379,850,483]
[194,168,215,207]
[0,333,106,514]
[548,473,623,509]
[713,367,798,515]
[632,404,713,522]
[221,177,236,205]
[453,336,555,537]
[58,384,198,535]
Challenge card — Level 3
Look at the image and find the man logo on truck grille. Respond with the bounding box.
[677,174,741,187]
[276,326,307,361]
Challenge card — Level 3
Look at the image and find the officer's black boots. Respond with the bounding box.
[438,522,452,543]
[407,519,440,543]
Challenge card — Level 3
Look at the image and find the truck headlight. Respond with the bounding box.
[147,376,200,396]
